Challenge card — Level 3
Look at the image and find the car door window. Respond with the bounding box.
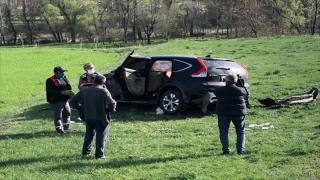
[151,60,172,72]
[126,59,148,72]
[122,58,148,96]
[148,61,172,92]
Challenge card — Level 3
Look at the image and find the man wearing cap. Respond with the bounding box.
[78,63,101,90]
[46,66,74,134]
[76,63,102,122]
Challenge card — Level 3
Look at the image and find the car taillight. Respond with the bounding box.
[235,61,249,78]
[191,58,207,77]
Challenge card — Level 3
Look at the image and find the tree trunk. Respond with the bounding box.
[132,0,137,42]
[137,27,143,40]
[123,20,128,43]
[43,18,60,42]
[235,27,238,38]
[70,29,76,43]
[22,0,34,44]
[132,23,137,42]
[147,34,151,44]
[311,1,318,35]
[189,22,194,35]
[5,5,18,44]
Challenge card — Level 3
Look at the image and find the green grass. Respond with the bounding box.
[0,35,320,179]
[0,48,121,118]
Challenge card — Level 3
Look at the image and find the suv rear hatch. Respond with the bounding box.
[201,57,249,88]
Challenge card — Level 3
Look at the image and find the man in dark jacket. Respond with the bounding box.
[214,74,248,155]
[46,66,74,134]
[69,75,117,159]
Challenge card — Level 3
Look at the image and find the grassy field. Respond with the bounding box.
[0,36,319,179]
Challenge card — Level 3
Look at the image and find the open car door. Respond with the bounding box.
[114,50,151,97]
[124,68,146,96]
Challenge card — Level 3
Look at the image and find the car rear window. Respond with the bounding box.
[202,59,240,69]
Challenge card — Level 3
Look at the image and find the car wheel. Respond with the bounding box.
[160,90,185,115]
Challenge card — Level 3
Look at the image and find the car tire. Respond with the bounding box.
[160,90,185,115]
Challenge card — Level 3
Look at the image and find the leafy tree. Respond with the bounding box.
[265,0,306,34]
[155,5,179,41]
[50,0,97,42]
[301,0,320,34]
[136,2,158,44]
[116,0,134,43]
[41,3,64,42]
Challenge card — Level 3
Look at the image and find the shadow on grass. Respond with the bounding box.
[41,153,214,171]
[0,152,213,171]
[0,129,84,140]
[111,103,216,122]
[0,154,82,168]
[9,103,52,122]
[9,103,80,123]
[8,101,216,124]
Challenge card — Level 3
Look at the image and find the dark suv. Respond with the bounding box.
[104,51,249,115]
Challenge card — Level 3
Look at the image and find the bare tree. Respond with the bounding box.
[2,0,19,44]
[237,0,263,38]
[41,3,65,42]
[310,0,319,35]
[177,2,192,39]
[0,0,5,44]
[136,3,158,44]
[305,0,320,35]
[155,5,178,41]
[50,0,96,43]
[116,0,133,43]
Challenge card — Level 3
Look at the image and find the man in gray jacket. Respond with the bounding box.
[69,75,117,159]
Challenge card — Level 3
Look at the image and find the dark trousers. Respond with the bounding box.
[50,101,71,131]
[82,120,109,158]
[218,115,246,153]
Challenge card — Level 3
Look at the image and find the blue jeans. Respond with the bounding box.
[218,115,246,153]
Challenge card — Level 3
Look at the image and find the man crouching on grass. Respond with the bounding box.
[69,75,117,159]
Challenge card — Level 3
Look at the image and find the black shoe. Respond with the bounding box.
[221,151,231,155]
[63,125,70,130]
[56,129,65,134]
[95,156,107,159]
[82,154,90,158]
[237,151,246,155]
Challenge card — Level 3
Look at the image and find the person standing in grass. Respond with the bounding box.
[76,62,102,121]
[69,75,116,159]
[46,66,74,134]
[78,62,101,90]
[214,74,248,155]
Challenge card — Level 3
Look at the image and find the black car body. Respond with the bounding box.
[104,51,250,114]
